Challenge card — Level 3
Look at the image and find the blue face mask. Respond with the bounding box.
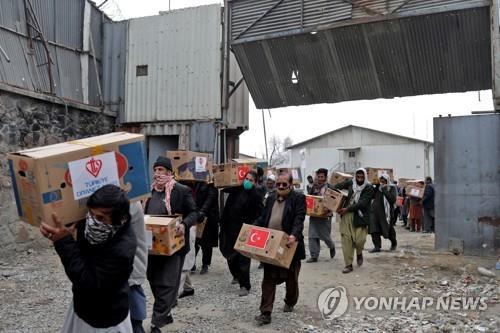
[243,179,254,190]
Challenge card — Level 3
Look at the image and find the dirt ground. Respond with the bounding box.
[0,217,498,332]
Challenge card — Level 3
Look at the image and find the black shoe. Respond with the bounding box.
[306,258,318,263]
[369,248,381,253]
[356,254,363,267]
[200,265,208,274]
[330,247,336,259]
[165,314,173,325]
[258,263,264,269]
[390,244,397,251]
[342,265,353,274]
[179,289,194,299]
[255,313,271,326]
[191,264,197,272]
[283,304,294,312]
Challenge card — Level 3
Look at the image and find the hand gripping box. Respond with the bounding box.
[305,195,329,217]
[166,150,213,183]
[7,132,150,226]
[145,215,185,256]
[234,224,297,269]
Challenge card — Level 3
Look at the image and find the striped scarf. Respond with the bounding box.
[84,213,120,245]
[152,174,176,215]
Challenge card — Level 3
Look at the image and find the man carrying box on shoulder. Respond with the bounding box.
[143,156,198,333]
[254,171,306,326]
[334,168,374,274]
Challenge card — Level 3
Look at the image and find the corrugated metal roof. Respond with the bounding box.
[0,0,105,107]
[102,21,127,118]
[232,6,491,109]
[124,5,222,123]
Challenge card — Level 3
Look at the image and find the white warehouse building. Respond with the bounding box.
[287,125,434,183]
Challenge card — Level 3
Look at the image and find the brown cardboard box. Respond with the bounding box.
[167,150,213,183]
[234,224,297,269]
[323,188,348,212]
[329,171,353,186]
[145,215,185,256]
[366,167,394,183]
[397,178,415,188]
[277,167,302,185]
[196,217,207,238]
[213,163,256,188]
[305,195,329,217]
[405,185,425,199]
[7,132,150,226]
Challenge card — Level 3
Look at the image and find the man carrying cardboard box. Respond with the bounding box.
[368,175,398,253]
[220,170,263,296]
[39,185,136,332]
[143,157,198,333]
[253,171,306,326]
[307,168,336,263]
[335,168,374,274]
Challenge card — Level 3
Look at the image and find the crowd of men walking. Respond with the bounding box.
[38,156,435,332]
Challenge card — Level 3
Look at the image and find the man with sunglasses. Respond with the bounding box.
[254,171,306,326]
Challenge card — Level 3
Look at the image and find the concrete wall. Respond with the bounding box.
[434,114,500,257]
[0,91,115,253]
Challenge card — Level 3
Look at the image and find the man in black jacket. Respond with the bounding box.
[39,185,136,331]
[369,175,398,252]
[422,176,435,233]
[220,170,263,296]
[144,156,198,333]
[254,171,306,326]
[193,182,220,275]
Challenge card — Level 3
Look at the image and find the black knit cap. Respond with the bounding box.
[153,156,172,171]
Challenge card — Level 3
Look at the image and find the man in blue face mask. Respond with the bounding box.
[220,170,263,296]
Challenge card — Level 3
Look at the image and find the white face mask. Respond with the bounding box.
[84,213,119,245]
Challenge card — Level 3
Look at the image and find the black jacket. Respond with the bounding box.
[255,190,306,261]
[54,221,136,328]
[220,186,263,258]
[335,180,374,228]
[369,185,397,236]
[422,183,435,210]
[194,182,220,247]
[144,182,198,256]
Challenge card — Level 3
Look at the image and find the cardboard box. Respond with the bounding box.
[277,167,303,185]
[366,167,394,183]
[323,188,348,212]
[397,178,415,188]
[305,195,329,217]
[234,224,297,269]
[213,163,256,188]
[396,196,405,207]
[8,132,150,226]
[329,171,353,186]
[166,150,213,183]
[145,215,185,256]
[405,185,425,199]
[196,218,207,239]
[232,158,268,170]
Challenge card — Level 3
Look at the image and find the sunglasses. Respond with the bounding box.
[276,182,289,188]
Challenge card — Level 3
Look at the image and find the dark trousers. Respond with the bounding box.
[195,242,213,266]
[260,261,301,314]
[423,208,435,232]
[148,254,185,328]
[371,224,397,249]
[131,319,145,333]
[227,252,251,290]
[402,213,408,226]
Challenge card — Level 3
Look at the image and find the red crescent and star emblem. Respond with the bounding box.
[246,228,270,249]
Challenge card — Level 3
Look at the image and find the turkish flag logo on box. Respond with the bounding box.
[246,227,270,249]
[237,165,250,181]
[306,197,314,210]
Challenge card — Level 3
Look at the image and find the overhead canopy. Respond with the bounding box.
[230,1,491,109]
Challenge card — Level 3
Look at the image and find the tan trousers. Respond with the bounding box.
[340,212,368,266]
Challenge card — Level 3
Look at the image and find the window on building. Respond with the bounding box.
[348,151,356,158]
[136,65,148,77]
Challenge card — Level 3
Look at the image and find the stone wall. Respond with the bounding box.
[0,90,115,254]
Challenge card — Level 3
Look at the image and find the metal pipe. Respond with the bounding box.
[261,109,269,162]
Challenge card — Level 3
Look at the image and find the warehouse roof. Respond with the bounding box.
[286,125,433,149]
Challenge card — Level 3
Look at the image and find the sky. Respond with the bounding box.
[102,0,495,158]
